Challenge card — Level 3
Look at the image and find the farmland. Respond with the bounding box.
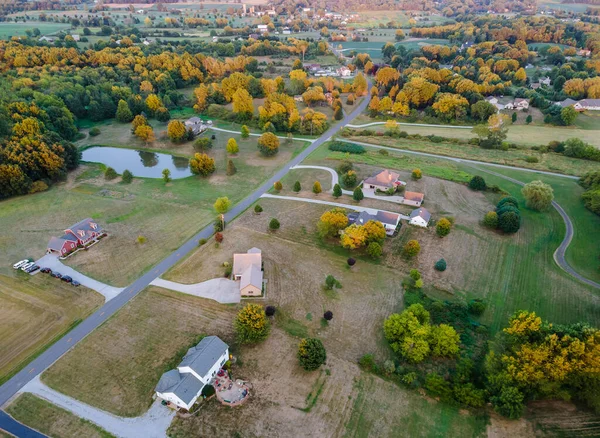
[0,274,102,384]
[0,23,70,39]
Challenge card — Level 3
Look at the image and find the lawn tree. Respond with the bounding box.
[167,120,187,142]
[269,218,280,231]
[273,181,283,191]
[332,183,342,198]
[293,181,301,192]
[297,338,327,371]
[367,241,383,259]
[134,125,155,143]
[317,209,348,238]
[194,137,213,151]
[403,240,421,257]
[265,306,276,317]
[313,181,322,194]
[521,180,554,211]
[363,220,386,244]
[254,204,263,213]
[232,88,254,121]
[189,153,216,176]
[411,169,422,180]
[258,132,280,156]
[436,218,452,237]
[213,197,232,214]
[340,224,368,249]
[116,99,133,123]
[226,159,237,176]
[410,269,421,281]
[235,304,270,344]
[511,112,517,123]
[471,100,497,122]
[347,257,356,266]
[342,170,357,188]
[155,107,170,122]
[241,125,250,139]
[435,258,447,271]
[353,187,364,202]
[498,211,521,233]
[105,167,117,180]
[162,168,171,183]
[226,138,239,154]
[323,311,333,321]
[468,176,487,191]
[324,274,341,290]
[561,106,578,126]
[526,114,533,124]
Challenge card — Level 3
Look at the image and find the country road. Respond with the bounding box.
[0,85,373,438]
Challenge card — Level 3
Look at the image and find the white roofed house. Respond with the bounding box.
[409,208,431,228]
[232,248,263,296]
[155,336,229,411]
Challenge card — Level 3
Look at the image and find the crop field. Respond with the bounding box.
[0,22,71,39]
[343,135,600,176]
[0,274,102,384]
[6,393,115,438]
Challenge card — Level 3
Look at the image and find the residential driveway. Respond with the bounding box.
[260,193,411,220]
[290,165,353,195]
[35,254,124,302]
[150,277,240,304]
[22,376,174,438]
[361,186,405,204]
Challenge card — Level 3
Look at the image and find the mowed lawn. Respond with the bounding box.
[303,144,600,334]
[0,274,103,384]
[6,393,115,438]
[0,22,70,39]
[42,287,238,417]
[344,135,600,176]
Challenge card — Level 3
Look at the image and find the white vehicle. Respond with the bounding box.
[13,259,29,269]
[20,262,35,271]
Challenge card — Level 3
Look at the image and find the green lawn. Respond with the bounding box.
[6,393,115,438]
[0,22,71,39]
[344,135,600,176]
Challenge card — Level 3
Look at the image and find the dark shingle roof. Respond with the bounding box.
[409,208,431,222]
[179,336,229,378]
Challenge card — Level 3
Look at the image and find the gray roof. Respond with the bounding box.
[47,234,79,251]
[410,208,431,222]
[67,218,103,241]
[155,370,204,405]
[349,210,400,227]
[155,369,182,393]
[579,99,600,107]
[185,117,202,125]
[558,98,577,108]
[179,336,228,378]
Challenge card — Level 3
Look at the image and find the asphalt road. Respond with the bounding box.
[0,87,372,437]
[336,139,599,289]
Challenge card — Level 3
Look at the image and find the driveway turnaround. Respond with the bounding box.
[290,165,352,195]
[150,278,241,304]
[0,82,373,437]
[210,126,314,142]
[21,376,174,438]
[260,193,411,220]
[35,254,124,302]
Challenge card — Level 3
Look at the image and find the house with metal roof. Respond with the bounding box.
[409,208,431,228]
[233,248,263,296]
[155,336,229,410]
[47,218,104,256]
[347,210,401,235]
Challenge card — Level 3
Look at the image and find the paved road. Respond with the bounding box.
[337,138,580,180]
[336,139,599,289]
[0,85,372,437]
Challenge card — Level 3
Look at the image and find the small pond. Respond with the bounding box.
[82,147,193,179]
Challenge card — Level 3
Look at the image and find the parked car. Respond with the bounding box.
[51,272,62,279]
[71,281,80,287]
[20,262,35,272]
[25,265,39,274]
[13,259,29,269]
[40,268,52,274]
[61,275,73,283]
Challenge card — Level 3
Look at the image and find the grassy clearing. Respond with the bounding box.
[6,393,115,438]
[0,274,102,384]
[0,22,70,39]
[344,135,600,176]
[42,286,238,417]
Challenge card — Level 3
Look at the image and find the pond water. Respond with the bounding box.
[82,147,193,179]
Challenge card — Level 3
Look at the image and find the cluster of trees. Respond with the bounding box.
[579,171,600,215]
[483,196,522,233]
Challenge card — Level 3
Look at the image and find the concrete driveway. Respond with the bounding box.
[150,277,241,304]
[22,376,174,438]
[35,254,124,301]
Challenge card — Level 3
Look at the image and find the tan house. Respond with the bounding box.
[403,191,425,207]
[364,169,405,192]
[233,248,263,296]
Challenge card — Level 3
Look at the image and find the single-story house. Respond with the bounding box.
[539,76,551,86]
[574,99,600,111]
[233,248,263,296]
[403,191,425,207]
[409,208,431,227]
[347,210,401,236]
[71,34,80,41]
[257,24,268,33]
[337,66,352,77]
[155,336,229,411]
[47,218,104,256]
[38,36,54,43]
[364,169,405,192]
[505,98,529,111]
[184,117,209,136]
[485,96,504,112]
[557,98,577,108]
[578,49,591,57]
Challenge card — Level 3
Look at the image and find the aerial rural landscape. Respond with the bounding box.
[1,0,600,437]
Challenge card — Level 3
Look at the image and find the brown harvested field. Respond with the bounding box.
[6,393,115,438]
[42,287,238,417]
[0,274,103,384]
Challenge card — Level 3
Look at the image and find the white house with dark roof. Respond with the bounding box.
[409,208,431,227]
[233,248,263,296]
[155,336,229,410]
[347,210,401,235]
[574,99,600,111]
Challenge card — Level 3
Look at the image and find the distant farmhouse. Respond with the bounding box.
[347,210,401,235]
[155,336,229,411]
[184,117,211,136]
[47,218,105,256]
[556,98,600,111]
[233,248,263,296]
[409,208,431,228]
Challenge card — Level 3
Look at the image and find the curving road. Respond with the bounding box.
[346,121,474,129]
[335,139,599,289]
[0,86,373,438]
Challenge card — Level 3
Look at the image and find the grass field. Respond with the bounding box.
[6,393,115,438]
[0,274,103,384]
[343,135,600,176]
[0,22,71,39]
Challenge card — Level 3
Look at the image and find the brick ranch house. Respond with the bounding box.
[47,218,105,256]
